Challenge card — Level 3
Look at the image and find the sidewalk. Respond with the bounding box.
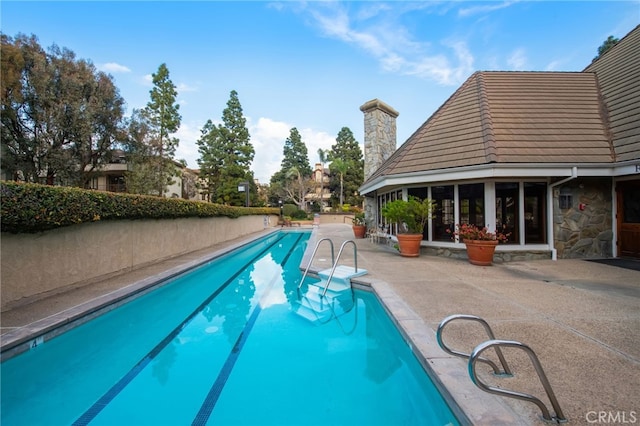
[2,224,639,425]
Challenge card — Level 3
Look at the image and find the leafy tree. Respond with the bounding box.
[328,127,364,207]
[124,108,165,195]
[142,63,181,196]
[197,90,254,206]
[1,34,125,187]
[593,35,619,62]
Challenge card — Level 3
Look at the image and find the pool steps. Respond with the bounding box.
[295,238,367,324]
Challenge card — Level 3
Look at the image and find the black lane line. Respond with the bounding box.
[191,232,304,426]
[72,233,288,426]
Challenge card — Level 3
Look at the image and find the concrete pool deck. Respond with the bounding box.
[2,224,639,425]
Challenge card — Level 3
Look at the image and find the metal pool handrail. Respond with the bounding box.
[436,314,512,376]
[298,238,335,290]
[321,240,359,297]
[469,339,567,424]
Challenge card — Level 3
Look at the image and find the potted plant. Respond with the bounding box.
[381,196,435,257]
[449,224,510,266]
[351,212,367,238]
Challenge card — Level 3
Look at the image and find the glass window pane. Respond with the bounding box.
[459,183,484,227]
[496,183,519,244]
[432,185,454,241]
[524,183,547,243]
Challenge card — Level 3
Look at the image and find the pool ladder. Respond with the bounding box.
[294,238,367,324]
[437,314,567,424]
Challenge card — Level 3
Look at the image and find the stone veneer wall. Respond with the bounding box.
[360,99,399,181]
[360,99,399,229]
[554,178,613,258]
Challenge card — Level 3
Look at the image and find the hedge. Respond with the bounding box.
[0,182,278,234]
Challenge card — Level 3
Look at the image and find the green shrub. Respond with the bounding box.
[291,209,307,220]
[0,182,278,234]
[282,203,298,217]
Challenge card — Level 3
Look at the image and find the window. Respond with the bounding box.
[432,185,454,241]
[496,183,519,244]
[459,183,484,227]
[408,187,429,238]
[524,183,546,243]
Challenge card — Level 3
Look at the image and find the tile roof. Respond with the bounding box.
[584,25,640,162]
[366,25,640,184]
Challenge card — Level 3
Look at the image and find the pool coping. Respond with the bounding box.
[1,226,523,425]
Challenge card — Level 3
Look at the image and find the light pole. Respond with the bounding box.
[238,181,250,207]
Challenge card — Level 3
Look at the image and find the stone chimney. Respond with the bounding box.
[360,99,399,181]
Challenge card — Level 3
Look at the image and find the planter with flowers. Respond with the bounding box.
[351,212,367,238]
[381,196,435,257]
[449,224,510,266]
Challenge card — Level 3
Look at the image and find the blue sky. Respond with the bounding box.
[3,1,639,183]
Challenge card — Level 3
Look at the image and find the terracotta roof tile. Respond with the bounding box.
[364,26,640,186]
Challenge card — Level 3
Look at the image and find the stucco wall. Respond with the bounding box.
[1,215,278,309]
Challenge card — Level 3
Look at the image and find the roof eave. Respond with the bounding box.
[359,161,639,195]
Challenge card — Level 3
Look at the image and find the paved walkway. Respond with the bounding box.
[2,224,639,425]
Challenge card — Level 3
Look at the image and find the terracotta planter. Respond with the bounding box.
[352,225,367,239]
[464,239,499,266]
[397,233,423,257]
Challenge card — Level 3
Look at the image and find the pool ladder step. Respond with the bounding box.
[436,314,567,424]
[294,238,367,324]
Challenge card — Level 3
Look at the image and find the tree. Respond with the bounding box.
[329,157,349,208]
[270,127,312,206]
[143,63,181,196]
[282,166,314,210]
[328,127,364,207]
[281,128,312,177]
[1,34,125,187]
[197,90,254,205]
[317,148,329,210]
[593,35,619,62]
[124,108,164,195]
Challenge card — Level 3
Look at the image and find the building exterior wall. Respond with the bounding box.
[554,178,613,258]
[1,215,279,310]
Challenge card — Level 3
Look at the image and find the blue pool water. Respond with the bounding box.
[1,230,459,425]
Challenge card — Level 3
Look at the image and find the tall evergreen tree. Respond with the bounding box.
[197,90,254,205]
[143,63,181,196]
[328,127,364,207]
[281,128,312,177]
[269,127,312,206]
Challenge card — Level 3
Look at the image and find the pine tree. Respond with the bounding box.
[197,90,254,205]
[328,127,364,207]
[143,63,181,196]
[281,128,312,177]
[270,127,313,208]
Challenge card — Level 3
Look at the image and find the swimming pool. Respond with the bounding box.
[1,230,459,425]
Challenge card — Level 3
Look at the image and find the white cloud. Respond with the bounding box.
[98,62,131,73]
[175,121,202,169]
[302,3,472,86]
[174,115,337,184]
[142,74,153,86]
[177,82,197,93]
[458,1,518,18]
[507,48,527,70]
